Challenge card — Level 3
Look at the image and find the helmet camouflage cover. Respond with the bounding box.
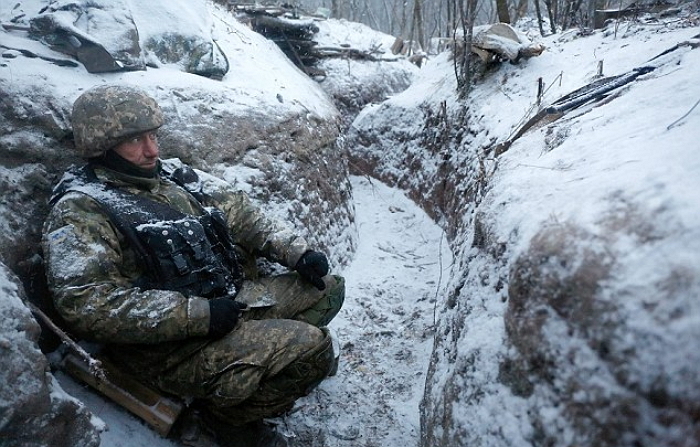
[71,85,164,158]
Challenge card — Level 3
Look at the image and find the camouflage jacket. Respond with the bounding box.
[42,158,310,344]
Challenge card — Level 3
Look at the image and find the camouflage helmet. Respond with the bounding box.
[71,85,164,158]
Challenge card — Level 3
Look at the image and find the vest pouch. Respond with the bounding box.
[52,164,244,298]
[201,208,244,289]
[135,218,229,298]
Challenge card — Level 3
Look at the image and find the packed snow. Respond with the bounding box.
[0,0,336,126]
[352,14,700,447]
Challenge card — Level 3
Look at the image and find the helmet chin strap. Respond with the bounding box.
[91,149,159,179]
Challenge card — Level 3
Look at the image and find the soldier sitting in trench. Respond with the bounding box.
[41,84,345,445]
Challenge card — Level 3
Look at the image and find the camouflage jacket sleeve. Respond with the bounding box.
[42,192,210,344]
[194,170,310,268]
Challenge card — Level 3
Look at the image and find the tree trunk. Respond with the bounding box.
[447,0,455,36]
[455,0,478,98]
[413,0,426,51]
[496,0,512,23]
[534,0,546,35]
[544,0,557,33]
[568,0,585,28]
[515,0,529,22]
[380,0,395,35]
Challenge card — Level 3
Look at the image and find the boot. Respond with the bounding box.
[213,420,289,447]
[327,326,340,377]
[174,408,219,447]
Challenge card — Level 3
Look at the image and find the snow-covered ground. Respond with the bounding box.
[55,175,454,447]
[348,15,700,447]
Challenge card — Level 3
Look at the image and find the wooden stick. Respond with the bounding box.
[27,302,106,380]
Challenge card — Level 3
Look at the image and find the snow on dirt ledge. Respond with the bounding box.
[348,17,700,447]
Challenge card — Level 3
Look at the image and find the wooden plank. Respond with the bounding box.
[62,353,184,437]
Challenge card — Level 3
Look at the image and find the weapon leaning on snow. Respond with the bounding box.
[28,302,184,437]
[490,34,700,157]
[27,302,106,378]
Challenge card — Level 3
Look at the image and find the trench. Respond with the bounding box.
[54,173,454,447]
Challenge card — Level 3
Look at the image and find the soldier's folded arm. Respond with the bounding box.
[196,173,310,269]
[43,193,210,344]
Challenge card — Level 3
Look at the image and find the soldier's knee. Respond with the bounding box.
[304,327,335,373]
[326,274,345,306]
[298,275,345,327]
[268,327,335,396]
[320,275,345,324]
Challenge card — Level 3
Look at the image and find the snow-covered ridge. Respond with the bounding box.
[348,16,700,447]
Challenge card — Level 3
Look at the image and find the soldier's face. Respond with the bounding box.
[113,131,160,169]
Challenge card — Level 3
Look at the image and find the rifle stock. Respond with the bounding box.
[62,353,184,437]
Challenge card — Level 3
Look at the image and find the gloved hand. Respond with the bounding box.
[294,250,329,290]
[208,297,247,338]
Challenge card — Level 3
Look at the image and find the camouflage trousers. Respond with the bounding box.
[110,273,345,425]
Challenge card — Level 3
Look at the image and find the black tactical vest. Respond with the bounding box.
[50,164,243,298]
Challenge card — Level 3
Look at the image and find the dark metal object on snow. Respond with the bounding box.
[489,36,699,157]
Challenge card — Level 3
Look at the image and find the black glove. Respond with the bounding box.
[208,297,247,338]
[295,250,329,291]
